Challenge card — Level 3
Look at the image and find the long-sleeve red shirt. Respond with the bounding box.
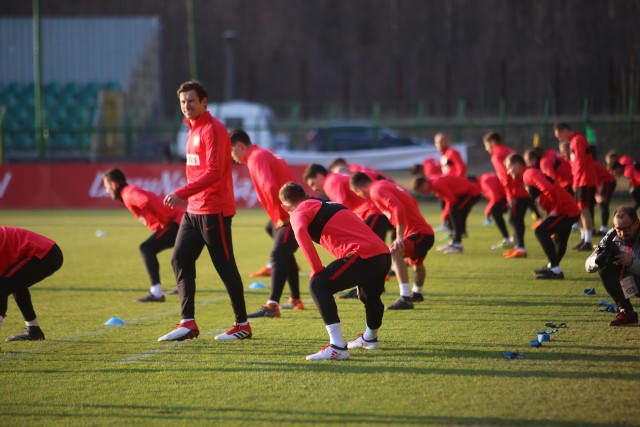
[173,111,236,215]
[440,147,467,177]
[245,145,296,225]
[624,164,640,188]
[522,168,580,217]
[121,184,184,232]
[0,227,56,276]
[569,131,597,188]
[478,173,506,216]
[324,173,379,221]
[290,199,390,276]
[369,180,433,237]
[490,144,529,200]
[592,160,616,186]
[539,150,573,189]
[422,158,442,178]
[428,175,481,221]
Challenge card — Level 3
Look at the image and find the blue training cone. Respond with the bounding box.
[104,317,126,326]
[249,281,267,289]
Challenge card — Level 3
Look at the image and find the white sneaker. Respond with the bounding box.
[443,245,463,254]
[436,242,453,251]
[306,344,349,361]
[158,320,199,342]
[347,334,380,350]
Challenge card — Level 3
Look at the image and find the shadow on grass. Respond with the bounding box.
[0,403,627,426]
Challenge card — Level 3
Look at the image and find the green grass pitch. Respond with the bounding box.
[1,200,639,426]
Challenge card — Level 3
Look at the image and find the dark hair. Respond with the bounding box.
[177,80,208,101]
[506,153,525,167]
[412,176,428,192]
[229,129,252,146]
[327,157,348,170]
[279,181,307,204]
[553,122,571,132]
[103,168,127,185]
[613,206,639,222]
[483,131,501,144]
[524,149,541,168]
[410,163,424,176]
[350,171,373,189]
[303,163,328,181]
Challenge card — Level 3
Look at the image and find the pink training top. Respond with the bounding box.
[121,184,184,232]
[174,111,236,215]
[245,145,296,225]
[369,180,433,238]
[0,227,56,275]
[324,173,379,221]
[478,173,506,216]
[522,168,580,217]
[290,199,390,277]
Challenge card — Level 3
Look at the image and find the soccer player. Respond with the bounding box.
[304,163,393,299]
[554,123,598,251]
[538,147,573,194]
[412,175,481,254]
[159,80,251,342]
[0,227,63,341]
[103,168,184,302]
[230,129,303,317]
[508,153,581,279]
[279,182,391,360]
[351,172,435,310]
[592,158,617,235]
[610,159,640,212]
[477,173,512,250]
[434,132,467,177]
[483,131,531,259]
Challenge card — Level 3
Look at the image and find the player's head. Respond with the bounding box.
[177,80,208,122]
[412,176,430,194]
[303,164,328,193]
[482,131,501,154]
[524,148,541,169]
[553,122,572,143]
[279,181,308,212]
[605,149,618,167]
[103,168,127,201]
[229,129,252,164]
[613,206,640,245]
[505,153,526,179]
[609,161,624,176]
[434,133,450,152]
[327,157,349,174]
[349,171,373,198]
[558,141,571,160]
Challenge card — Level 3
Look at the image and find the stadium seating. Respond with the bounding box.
[0,82,120,155]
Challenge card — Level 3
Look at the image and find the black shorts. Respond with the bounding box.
[574,186,596,209]
[404,233,434,265]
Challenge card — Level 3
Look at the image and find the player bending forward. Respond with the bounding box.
[280,182,391,361]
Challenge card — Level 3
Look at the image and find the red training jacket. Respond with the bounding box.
[0,227,56,276]
[368,180,433,238]
[121,184,184,232]
[522,168,580,217]
[428,175,481,222]
[324,173,379,221]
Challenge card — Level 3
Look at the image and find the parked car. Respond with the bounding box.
[305,121,422,152]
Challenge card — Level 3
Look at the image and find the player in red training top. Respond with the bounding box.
[230,129,303,317]
[0,227,63,341]
[554,123,598,251]
[591,157,617,235]
[279,182,391,361]
[435,133,467,177]
[421,158,443,178]
[483,131,533,259]
[511,152,581,279]
[351,172,435,310]
[327,157,391,182]
[160,80,250,342]
[477,173,512,250]
[304,163,394,299]
[412,175,481,254]
[611,160,640,211]
[538,147,573,194]
[103,168,184,302]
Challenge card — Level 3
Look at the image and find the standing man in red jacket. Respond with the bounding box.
[0,227,63,341]
[483,131,531,259]
[160,80,250,342]
[280,182,391,360]
[508,153,581,279]
[351,172,435,310]
[230,129,303,317]
[103,168,184,302]
[554,123,598,251]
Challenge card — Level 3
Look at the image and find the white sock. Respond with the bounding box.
[266,263,272,269]
[26,319,39,327]
[267,300,279,306]
[584,230,592,243]
[238,321,248,326]
[150,284,163,297]
[580,229,585,240]
[550,266,562,274]
[412,284,422,294]
[363,326,378,341]
[399,283,410,297]
[180,318,194,324]
[326,323,344,348]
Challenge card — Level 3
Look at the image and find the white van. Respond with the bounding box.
[173,100,284,158]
